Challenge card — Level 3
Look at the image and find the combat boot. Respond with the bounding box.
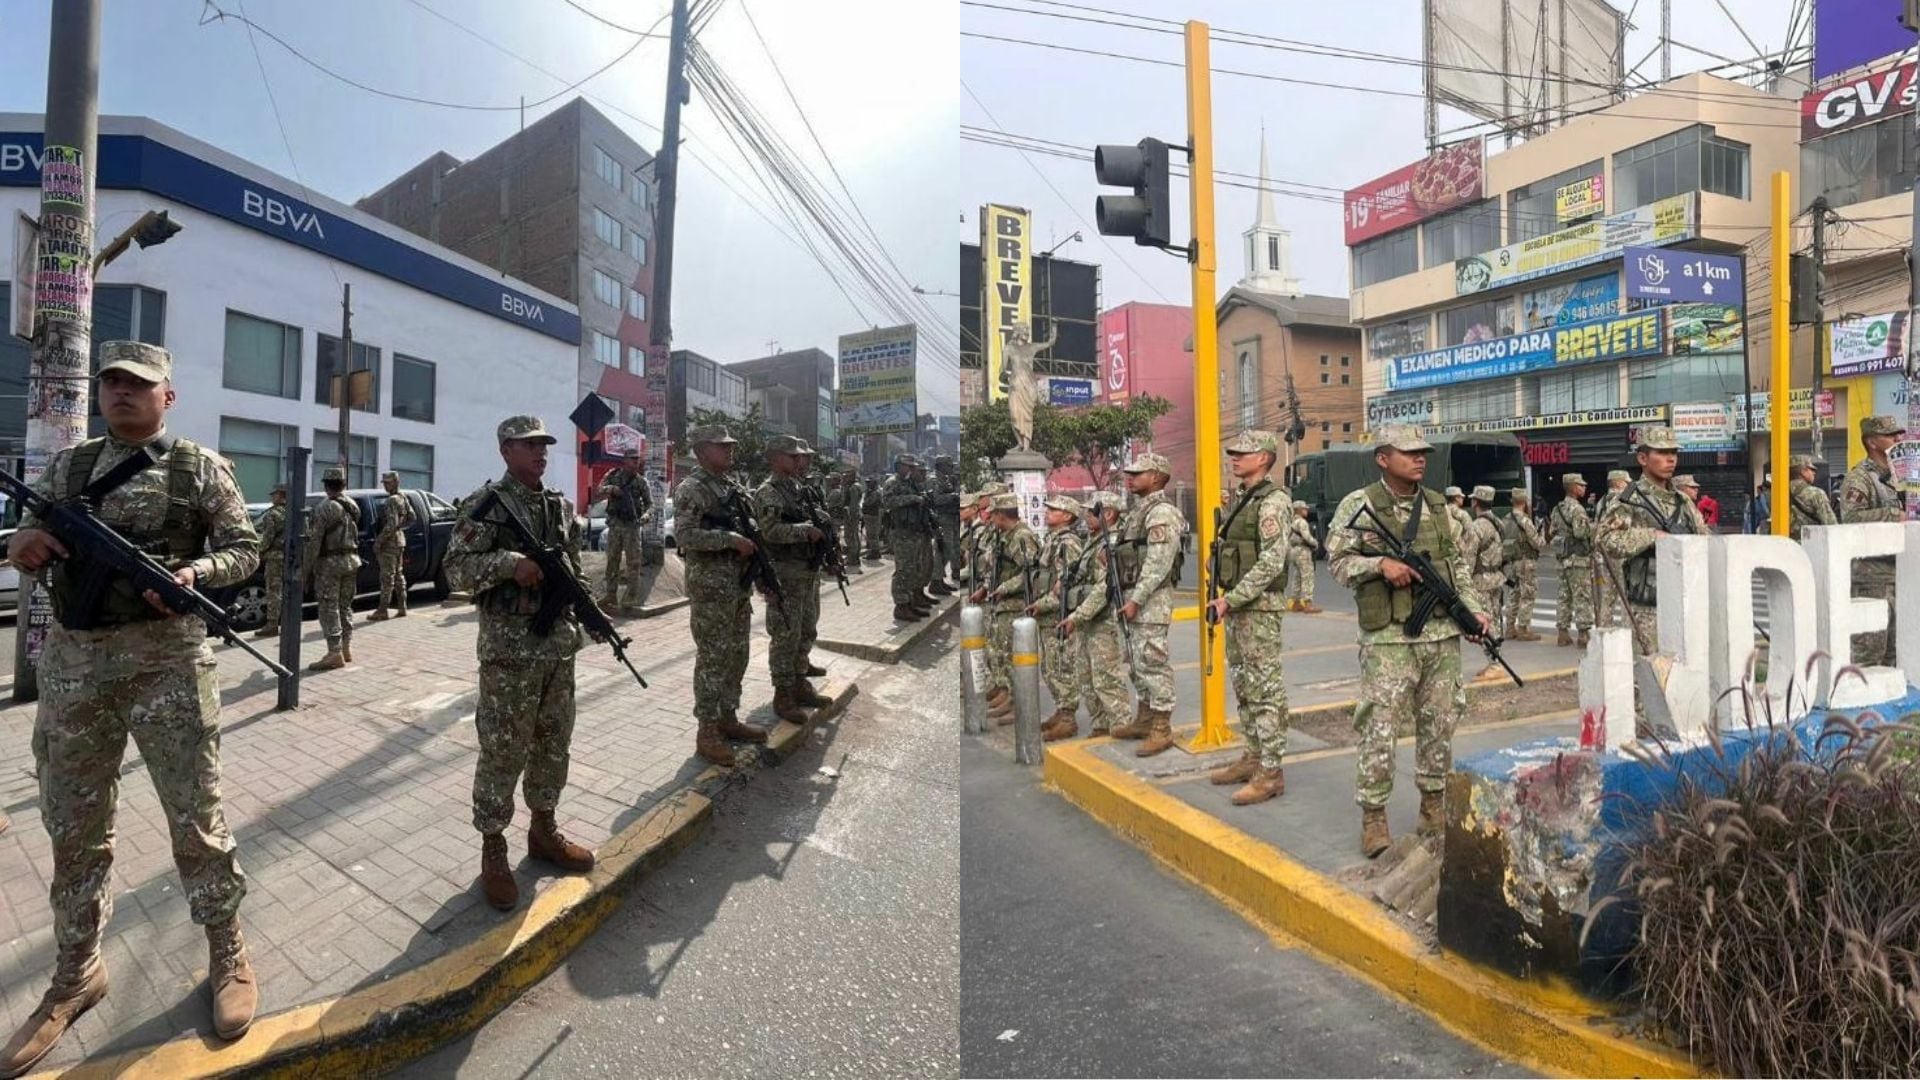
[696,723,737,767]
[369,608,390,622]
[1556,629,1573,647]
[341,640,354,664]
[804,660,828,677]
[253,625,277,639]
[772,685,810,724]
[1514,627,1541,642]
[1299,602,1323,614]
[1361,807,1391,858]
[1209,749,1258,787]
[1577,630,1590,648]
[1418,790,1447,837]
[479,833,518,911]
[1231,766,1285,806]
[1109,701,1151,740]
[1040,707,1077,742]
[1135,710,1175,758]
[308,649,345,672]
[928,580,956,596]
[986,687,1011,712]
[796,680,833,708]
[206,919,257,1040]
[1,947,107,1078]
[529,811,596,872]
[718,716,770,744]
[892,604,920,622]
[395,598,409,617]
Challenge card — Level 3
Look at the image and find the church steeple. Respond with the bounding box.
[1241,123,1304,296]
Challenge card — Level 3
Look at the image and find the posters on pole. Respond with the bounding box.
[979,204,1031,403]
[1008,468,1047,533]
[1829,311,1908,377]
[1889,441,1920,495]
[1728,389,1836,433]
[837,324,918,436]
[1455,192,1694,295]
[1670,401,1741,450]
[1623,246,1744,305]
[601,422,643,457]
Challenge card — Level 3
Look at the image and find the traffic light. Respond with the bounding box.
[1094,138,1172,249]
[1789,253,1823,326]
[132,210,182,249]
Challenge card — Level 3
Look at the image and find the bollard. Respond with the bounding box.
[1011,615,1044,764]
[960,604,989,735]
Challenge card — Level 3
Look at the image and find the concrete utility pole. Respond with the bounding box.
[14,0,102,703]
[336,282,352,477]
[649,0,691,352]
[1809,197,1828,466]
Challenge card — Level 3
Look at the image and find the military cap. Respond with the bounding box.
[1372,424,1434,452]
[990,493,1019,511]
[979,481,1009,498]
[1122,451,1170,474]
[1635,425,1680,451]
[1790,454,1815,470]
[1443,485,1464,498]
[97,341,172,383]
[1674,475,1699,489]
[895,453,923,469]
[271,484,288,495]
[1607,469,1631,483]
[381,470,400,482]
[767,434,814,456]
[1292,499,1309,510]
[1510,487,1530,502]
[322,466,347,483]
[1471,484,1496,503]
[1044,494,1083,515]
[933,454,955,466]
[1862,414,1906,437]
[1086,491,1123,513]
[1223,429,1278,455]
[1562,473,1588,488]
[497,415,558,445]
[687,423,737,447]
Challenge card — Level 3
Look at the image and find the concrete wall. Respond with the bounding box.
[1102,302,1197,487]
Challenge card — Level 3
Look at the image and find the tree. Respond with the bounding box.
[686,403,771,487]
[959,394,1172,490]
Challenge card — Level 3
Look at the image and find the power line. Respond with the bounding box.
[229,0,342,290]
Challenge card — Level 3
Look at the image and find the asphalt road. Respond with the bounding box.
[393,638,961,1079]
[959,740,1531,1079]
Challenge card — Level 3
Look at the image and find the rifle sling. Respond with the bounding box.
[79,434,177,506]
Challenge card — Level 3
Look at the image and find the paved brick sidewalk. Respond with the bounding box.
[814,555,958,662]
[0,578,902,1072]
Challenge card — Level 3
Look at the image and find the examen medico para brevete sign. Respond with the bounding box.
[1386,309,1667,392]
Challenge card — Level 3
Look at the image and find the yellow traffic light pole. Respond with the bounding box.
[1770,171,1791,534]
[1186,20,1231,750]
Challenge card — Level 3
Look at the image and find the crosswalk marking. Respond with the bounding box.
[1515,583,1773,632]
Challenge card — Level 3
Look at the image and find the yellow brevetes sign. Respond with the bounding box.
[980,204,1031,404]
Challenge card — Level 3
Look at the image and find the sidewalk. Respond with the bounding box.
[814,557,959,663]
[0,576,904,1075]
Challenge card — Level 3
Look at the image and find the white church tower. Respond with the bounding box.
[1240,126,1304,296]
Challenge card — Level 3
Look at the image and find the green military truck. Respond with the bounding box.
[1285,431,1526,553]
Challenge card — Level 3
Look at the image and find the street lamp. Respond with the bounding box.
[1042,230,1083,259]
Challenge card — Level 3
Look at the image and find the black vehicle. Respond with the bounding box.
[209,487,462,631]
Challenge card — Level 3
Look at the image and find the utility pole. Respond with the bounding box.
[650,0,691,352]
[1184,21,1229,752]
[1770,171,1792,534]
[336,282,352,476]
[1809,197,1828,467]
[14,0,102,703]
[1660,0,1672,80]
[1905,3,1920,410]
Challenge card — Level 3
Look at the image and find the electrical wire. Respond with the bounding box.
[229,0,342,291]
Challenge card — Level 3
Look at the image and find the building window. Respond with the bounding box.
[1613,125,1750,211]
[591,330,620,367]
[592,269,622,309]
[1421,198,1501,267]
[594,146,623,190]
[1266,235,1280,271]
[1320,371,1330,384]
[1351,227,1417,288]
[1321,439,1330,449]
[1321,421,1331,432]
[1320,354,1329,367]
[592,207,622,249]
[688,359,716,395]
[392,354,436,423]
[315,334,380,412]
[1340,356,1351,366]
[222,310,301,399]
[627,175,649,209]
[1434,379,1519,422]
[628,232,648,264]
[312,432,377,490]
[718,369,745,408]
[1506,160,1603,242]
[1803,117,1918,211]
[626,344,646,375]
[1441,297,1517,346]
[1342,422,1352,433]
[218,417,298,502]
[1367,316,1429,361]
[1340,373,1350,384]
[1236,346,1258,431]
[1627,352,1742,406]
[390,440,434,491]
[627,290,646,321]
[626,404,646,429]
[1539,365,1620,413]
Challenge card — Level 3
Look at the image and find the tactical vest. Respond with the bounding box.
[1114,508,1185,589]
[317,496,360,557]
[607,473,647,523]
[1621,485,1694,607]
[766,483,816,564]
[1554,503,1591,558]
[1214,481,1277,592]
[49,437,208,628]
[1062,541,1100,613]
[1354,483,1457,633]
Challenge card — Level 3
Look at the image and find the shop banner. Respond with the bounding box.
[1670,401,1741,449]
[1665,303,1745,355]
[1520,273,1620,330]
[1366,395,1435,428]
[838,324,918,436]
[1455,192,1694,295]
[1623,246,1744,305]
[980,203,1031,403]
[1552,309,1666,366]
[1830,310,1908,377]
[1802,56,1917,139]
[1728,389,1836,433]
[1873,371,1911,419]
[1344,139,1485,245]
[1555,175,1605,221]
[1412,404,1667,438]
[1390,308,1665,390]
[1047,377,1094,407]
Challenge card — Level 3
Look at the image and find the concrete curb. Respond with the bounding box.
[815,598,957,663]
[34,679,861,1079]
[1042,740,1701,1079]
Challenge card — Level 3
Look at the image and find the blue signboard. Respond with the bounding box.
[0,132,580,343]
[1623,246,1743,306]
[1389,309,1666,391]
[1048,378,1094,407]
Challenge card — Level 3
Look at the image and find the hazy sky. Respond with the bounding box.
[962,0,1800,308]
[0,0,959,414]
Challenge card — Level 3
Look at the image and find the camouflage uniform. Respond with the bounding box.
[1501,495,1543,636]
[752,451,824,692]
[1062,495,1131,733]
[1443,488,1474,546]
[27,419,259,966]
[1118,460,1186,713]
[830,476,864,574]
[974,519,1009,694]
[985,499,1041,699]
[596,465,652,610]
[1216,454,1294,770]
[305,477,362,657]
[1327,446,1481,810]
[446,458,584,836]
[1840,418,1907,666]
[373,474,413,616]
[1595,455,1705,666]
[1032,507,1085,717]
[1549,479,1594,638]
[1284,507,1316,608]
[1787,455,1838,541]
[932,460,965,582]
[881,460,934,608]
[1592,473,1631,629]
[1467,490,1506,621]
[674,458,756,734]
[257,495,288,630]
[863,478,887,559]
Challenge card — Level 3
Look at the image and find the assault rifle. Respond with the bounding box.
[469,488,648,689]
[1202,507,1225,676]
[1101,528,1134,664]
[0,468,293,678]
[1346,501,1522,686]
[804,483,851,607]
[707,488,788,619]
[1055,543,1076,641]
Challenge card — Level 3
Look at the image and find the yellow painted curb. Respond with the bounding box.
[1042,741,1703,1079]
[37,680,862,1080]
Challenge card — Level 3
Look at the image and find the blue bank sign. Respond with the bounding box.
[0,133,580,344]
[1623,245,1743,306]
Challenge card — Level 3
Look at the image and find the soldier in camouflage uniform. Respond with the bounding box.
[1593,469,1631,629]
[882,455,936,620]
[1840,415,1907,666]
[596,451,653,612]
[1787,453,1838,541]
[1285,500,1320,612]
[977,493,1040,726]
[1443,485,1474,540]
[1032,494,1086,740]
[304,467,362,671]
[967,487,1010,713]
[1056,492,1132,737]
[932,455,965,586]
[1110,452,1187,757]
[2,344,262,1072]
[1596,427,1705,737]
[1501,489,1544,641]
[1466,485,1506,678]
[369,470,414,621]
[863,474,887,561]
[674,425,774,766]
[829,471,864,575]
[1549,474,1594,648]
[753,436,835,725]
[251,484,289,639]
[445,416,598,913]
[1205,431,1294,806]
[1327,426,1490,858]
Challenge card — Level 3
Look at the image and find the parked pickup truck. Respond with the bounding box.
[210,487,462,631]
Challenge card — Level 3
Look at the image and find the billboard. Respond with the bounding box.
[1343,139,1484,245]
[1387,309,1664,390]
[1100,308,1130,401]
[837,324,918,436]
[1047,378,1094,407]
[1670,402,1741,450]
[979,204,1032,403]
[1520,273,1620,330]
[1829,310,1909,377]
[1814,0,1907,81]
[1427,0,1623,128]
[1801,57,1917,139]
[1624,246,1744,305]
[1455,192,1693,295]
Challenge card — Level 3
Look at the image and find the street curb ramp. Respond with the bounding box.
[33,679,860,1079]
[1042,740,1703,1080]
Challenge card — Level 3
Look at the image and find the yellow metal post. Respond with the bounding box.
[1186,20,1230,750]
[1770,171,1791,534]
